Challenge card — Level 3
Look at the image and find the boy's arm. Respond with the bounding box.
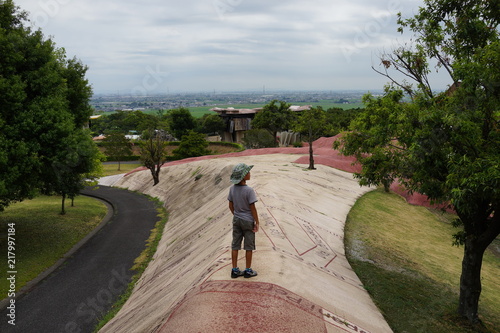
[250,203,259,232]
[228,201,234,215]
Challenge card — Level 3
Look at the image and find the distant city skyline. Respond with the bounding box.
[93,88,384,96]
[15,0,450,94]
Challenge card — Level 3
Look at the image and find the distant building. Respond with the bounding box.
[211,105,311,143]
[92,134,106,141]
[85,115,102,129]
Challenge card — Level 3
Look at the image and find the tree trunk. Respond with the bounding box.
[60,193,66,215]
[146,163,161,186]
[308,139,315,170]
[152,164,161,186]
[458,236,486,324]
[152,172,159,186]
[382,180,391,192]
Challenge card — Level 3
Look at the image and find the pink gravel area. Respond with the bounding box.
[126,135,444,210]
[390,182,452,211]
[126,136,358,173]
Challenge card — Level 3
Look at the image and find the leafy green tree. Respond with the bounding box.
[102,132,133,170]
[197,114,225,136]
[91,110,159,135]
[49,130,104,214]
[251,100,295,140]
[172,131,211,160]
[336,0,500,325]
[139,130,168,186]
[242,129,277,149]
[167,107,196,140]
[0,1,101,211]
[292,106,329,170]
[124,111,158,133]
[63,57,94,127]
[325,107,363,136]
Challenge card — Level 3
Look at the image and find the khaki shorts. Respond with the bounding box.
[231,216,256,251]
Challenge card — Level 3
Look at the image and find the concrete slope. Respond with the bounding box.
[100,154,392,333]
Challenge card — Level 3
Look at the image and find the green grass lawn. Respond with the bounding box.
[102,162,143,177]
[0,195,107,295]
[345,188,500,333]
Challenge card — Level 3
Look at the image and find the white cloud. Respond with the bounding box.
[12,0,447,94]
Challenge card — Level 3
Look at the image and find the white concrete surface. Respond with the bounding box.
[99,154,392,333]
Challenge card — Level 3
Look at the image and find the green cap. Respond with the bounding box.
[230,163,254,184]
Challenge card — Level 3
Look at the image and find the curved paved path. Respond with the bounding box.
[0,186,161,333]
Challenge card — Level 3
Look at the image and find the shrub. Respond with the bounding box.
[172,131,211,159]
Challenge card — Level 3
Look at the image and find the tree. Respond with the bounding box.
[49,130,104,214]
[63,57,94,127]
[172,131,211,160]
[90,110,159,135]
[292,106,329,170]
[251,100,295,140]
[139,130,168,186]
[102,132,133,170]
[325,107,363,136]
[335,0,500,325]
[167,107,196,140]
[242,129,277,149]
[0,1,101,211]
[197,114,225,136]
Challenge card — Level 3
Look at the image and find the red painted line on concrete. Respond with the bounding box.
[295,217,316,243]
[254,189,277,248]
[267,208,301,255]
[201,250,233,284]
[261,223,276,248]
[267,207,318,257]
[255,189,265,205]
[294,217,322,256]
[304,222,340,268]
[297,245,318,256]
[324,255,338,268]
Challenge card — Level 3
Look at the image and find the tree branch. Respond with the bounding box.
[371,64,415,98]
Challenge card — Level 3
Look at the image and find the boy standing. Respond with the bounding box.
[228,163,259,278]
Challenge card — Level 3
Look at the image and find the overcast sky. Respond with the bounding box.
[15,0,449,95]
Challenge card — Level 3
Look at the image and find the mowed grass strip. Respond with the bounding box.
[345,189,500,333]
[0,195,107,295]
[102,162,143,177]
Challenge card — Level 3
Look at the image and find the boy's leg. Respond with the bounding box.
[231,217,244,268]
[231,249,244,278]
[244,250,257,278]
[232,249,239,268]
[245,250,253,269]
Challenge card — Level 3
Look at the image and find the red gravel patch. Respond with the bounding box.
[159,281,327,333]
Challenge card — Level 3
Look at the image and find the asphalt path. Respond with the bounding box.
[1,186,161,333]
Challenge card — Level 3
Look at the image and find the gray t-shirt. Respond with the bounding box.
[228,184,258,222]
